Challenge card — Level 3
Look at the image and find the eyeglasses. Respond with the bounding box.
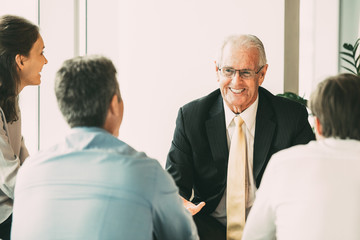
[219,65,264,79]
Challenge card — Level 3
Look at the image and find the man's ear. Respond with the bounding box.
[258,64,268,86]
[103,94,122,136]
[15,54,26,70]
[109,94,120,116]
[314,116,323,138]
[215,61,220,82]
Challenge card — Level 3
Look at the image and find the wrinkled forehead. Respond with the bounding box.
[220,44,260,68]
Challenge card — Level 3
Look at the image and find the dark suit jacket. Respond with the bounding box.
[166,87,315,214]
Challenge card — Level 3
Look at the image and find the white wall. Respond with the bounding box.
[112,0,285,164]
[2,0,286,165]
[299,0,339,99]
[5,0,343,166]
[38,1,75,153]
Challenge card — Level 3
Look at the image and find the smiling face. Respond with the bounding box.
[18,34,48,91]
[216,43,267,113]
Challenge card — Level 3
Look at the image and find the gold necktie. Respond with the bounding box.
[226,116,248,240]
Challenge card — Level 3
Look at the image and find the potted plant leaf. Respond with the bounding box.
[278,37,360,107]
[340,38,360,76]
[276,92,307,107]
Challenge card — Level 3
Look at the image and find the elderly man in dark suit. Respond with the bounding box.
[166,34,315,240]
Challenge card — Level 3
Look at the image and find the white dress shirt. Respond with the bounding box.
[243,138,360,240]
[211,96,258,225]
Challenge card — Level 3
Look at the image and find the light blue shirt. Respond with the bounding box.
[12,127,198,240]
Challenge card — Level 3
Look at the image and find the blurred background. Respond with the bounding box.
[1,0,359,165]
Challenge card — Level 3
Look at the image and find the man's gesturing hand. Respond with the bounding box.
[180,196,205,215]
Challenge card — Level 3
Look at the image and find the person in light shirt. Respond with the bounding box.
[11,55,199,240]
[243,73,360,240]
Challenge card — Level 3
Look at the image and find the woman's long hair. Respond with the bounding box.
[0,15,39,123]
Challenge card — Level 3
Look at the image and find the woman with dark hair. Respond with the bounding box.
[0,15,47,239]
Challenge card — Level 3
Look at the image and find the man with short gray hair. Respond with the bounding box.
[11,55,199,240]
[166,34,315,239]
[243,73,360,240]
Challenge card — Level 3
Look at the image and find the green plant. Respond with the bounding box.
[340,38,360,76]
[276,92,307,107]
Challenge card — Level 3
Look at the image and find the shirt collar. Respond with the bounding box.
[223,95,259,136]
[69,126,110,135]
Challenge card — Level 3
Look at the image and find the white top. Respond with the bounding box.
[211,96,258,225]
[242,138,360,240]
[0,107,29,223]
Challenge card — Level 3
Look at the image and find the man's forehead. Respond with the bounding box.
[222,45,259,65]
[224,43,258,54]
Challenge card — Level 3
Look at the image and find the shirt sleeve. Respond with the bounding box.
[152,164,199,240]
[242,158,278,240]
[0,111,21,199]
[165,107,194,200]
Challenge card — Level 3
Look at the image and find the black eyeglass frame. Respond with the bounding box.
[218,65,265,79]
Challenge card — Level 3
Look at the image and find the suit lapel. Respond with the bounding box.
[205,94,229,166]
[253,88,276,184]
[204,88,276,183]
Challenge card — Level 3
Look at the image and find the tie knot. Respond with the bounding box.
[234,115,244,127]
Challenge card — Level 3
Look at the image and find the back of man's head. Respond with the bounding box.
[309,73,360,140]
[55,55,121,128]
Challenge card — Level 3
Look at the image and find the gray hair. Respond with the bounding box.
[217,34,267,67]
[55,55,121,128]
[309,73,360,140]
